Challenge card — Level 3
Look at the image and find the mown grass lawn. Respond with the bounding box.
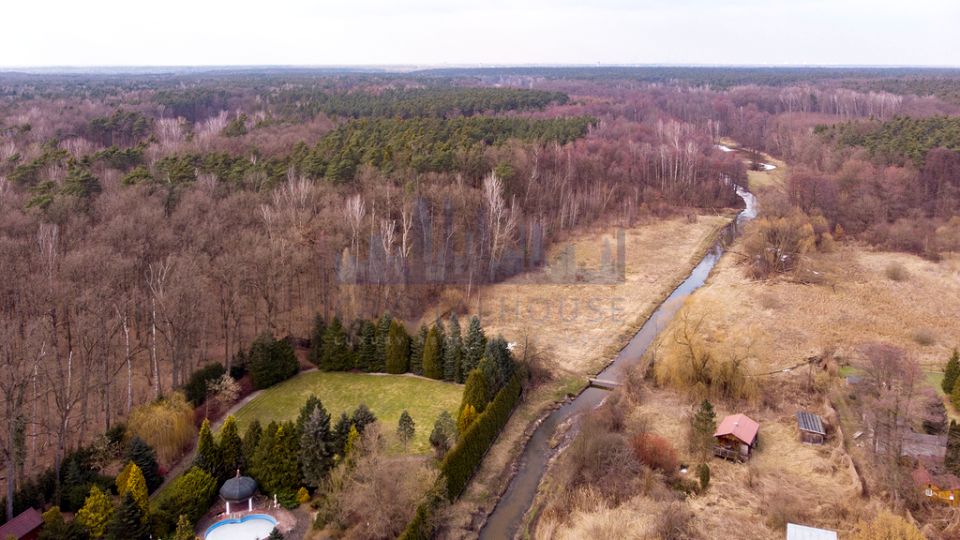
[233,371,463,455]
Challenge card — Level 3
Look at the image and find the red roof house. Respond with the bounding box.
[0,508,43,540]
[713,413,760,462]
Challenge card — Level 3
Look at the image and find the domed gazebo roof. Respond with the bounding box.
[219,474,257,502]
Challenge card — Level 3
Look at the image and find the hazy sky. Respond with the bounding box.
[3,0,958,67]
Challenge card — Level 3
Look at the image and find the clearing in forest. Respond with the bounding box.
[232,371,463,455]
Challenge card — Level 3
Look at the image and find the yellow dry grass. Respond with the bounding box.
[683,245,960,373]
[430,214,735,537]
[423,214,733,377]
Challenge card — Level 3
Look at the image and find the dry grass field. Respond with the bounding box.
[428,213,736,537]
[532,152,960,539]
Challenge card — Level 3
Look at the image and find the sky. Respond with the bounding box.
[2,0,958,68]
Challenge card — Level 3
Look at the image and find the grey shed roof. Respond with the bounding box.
[786,523,837,540]
[796,411,826,436]
[220,475,257,501]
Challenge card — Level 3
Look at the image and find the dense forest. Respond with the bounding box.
[2,67,960,531]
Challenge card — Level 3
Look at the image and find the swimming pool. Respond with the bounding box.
[204,514,278,540]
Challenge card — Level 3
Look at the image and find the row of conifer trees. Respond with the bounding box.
[308,312,492,383]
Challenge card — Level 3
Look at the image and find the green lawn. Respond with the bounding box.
[233,371,463,455]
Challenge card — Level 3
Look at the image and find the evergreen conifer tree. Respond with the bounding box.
[690,400,718,460]
[76,485,114,538]
[351,404,377,433]
[463,316,487,375]
[374,312,393,372]
[410,324,428,375]
[397,411,415,447]
[944,349,960,395]
[300,404,335,488]
[105,493,149,540]
[444,314,463,382]
[356,320,377,372]
[461,369,490,414]
[308,314,326,367]
[321,317,352,371]
[385,319,411,374]
[118,462,149,514]
[219,415,244,476]
[242,419,262,469]
[296,395,322,435]
[457,404,478,434]
[126,436,162,492]
[422,326,443,379]
[173,515,195,540]
[194,418,222,479]
[332,412,352,457]
[429,411,457,459]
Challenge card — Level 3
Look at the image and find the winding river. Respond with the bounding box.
[479,169,759,539]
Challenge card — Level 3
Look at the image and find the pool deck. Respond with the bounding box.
[196,494,299,538]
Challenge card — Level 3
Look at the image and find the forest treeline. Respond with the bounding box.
[271,87,569,120]
[816,115,960,166]
[8,68,960,525]
[0,73,749,524]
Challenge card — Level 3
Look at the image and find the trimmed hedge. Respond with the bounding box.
[440,372,521,499]
[399,372,523,540]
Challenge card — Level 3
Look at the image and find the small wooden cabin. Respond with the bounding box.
[913,463,960,506]
[796,411,826,444]
[713,413,759,462]
[0,508,43,540]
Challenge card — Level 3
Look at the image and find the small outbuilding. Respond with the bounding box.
[786,523,838,540]
[796,411,826,444]
[0,508,43,540]
[713,413,760,462]
[220,473,258,514]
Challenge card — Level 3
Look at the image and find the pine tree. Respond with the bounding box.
[105,493,149,540]
[457,404,478,434]
[332,412,352,457]
[296,395,322,435]
[385,319,411,374]
[194,418,222,479]
[126,436,162,493]
[242,419,263,469]
[433,317,446,363]
[308,314,326,367]
[374,312,393,372]
[397,411,416,447]
[220,416,244,477]
[477,356,499,400]
[422,326,443,379]
[173,515,195,540]
[321,317,352,371]
[410,324,428,375]
[444,314,463,382]
[300,403,335,488]
[356,320,377,372]
[484,337,515,390]
[690,400,717,460]
[76,485,114,538]
[944,349,960,395]
[268,528,285,540]
[463,316,487,375]
[351,404,377,433]
[429,411,457,459]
